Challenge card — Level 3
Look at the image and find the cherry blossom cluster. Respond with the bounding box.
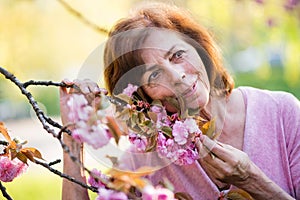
[87,168,176,200]
[0,156,27,182]
[67,94,112,149]
[121,84,202,166]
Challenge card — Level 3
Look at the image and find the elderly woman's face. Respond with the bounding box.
[139,30,210,112]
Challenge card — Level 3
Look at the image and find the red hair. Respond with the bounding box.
[104,2,234,96]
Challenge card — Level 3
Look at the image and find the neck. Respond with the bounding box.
[202,94,228,139]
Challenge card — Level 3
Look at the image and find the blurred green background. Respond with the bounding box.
[0,0,299,199]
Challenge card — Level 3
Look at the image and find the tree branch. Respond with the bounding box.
[56,0,109,34]
[0,67,92,192]
[34,159,98,193]
[0,67,61,139]
[0,182,13,200]
[0,67,127,196]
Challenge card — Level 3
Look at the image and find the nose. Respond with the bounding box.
[165,63,186,84]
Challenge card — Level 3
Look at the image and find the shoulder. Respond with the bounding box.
[236,86,299,109]
[237,86,300,135]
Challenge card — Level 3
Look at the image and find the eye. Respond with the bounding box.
[170,50,185,62]
[148,70,161,83]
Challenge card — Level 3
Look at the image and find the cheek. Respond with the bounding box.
[185,54,205,73]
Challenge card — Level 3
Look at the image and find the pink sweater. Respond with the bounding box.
[148,87,300,199]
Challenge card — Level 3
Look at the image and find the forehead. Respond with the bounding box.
[140,29,186,51]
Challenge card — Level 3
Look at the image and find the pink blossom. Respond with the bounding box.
[96,188,128,200]
[172,121,188,145]
[67,94,93,121]
[122,84,138,97]
[72,123,112,149]
[156,132,199,165]
[0,156,28,182]
[151,105,170,128]
[88,168,107,189]
[142,185,175,200]
[183,118,201,134]
[173,148,198,165]
[128,132,147,152]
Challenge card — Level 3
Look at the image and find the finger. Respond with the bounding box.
[200,135,234,162]
[73,79,98,94]
[87,81,100,94]
[62,78,74,85]
[59,85,69,99]
[199,160,230,189]
[211,143,237,163]
[199,135,217,152]
[98,88,108,95]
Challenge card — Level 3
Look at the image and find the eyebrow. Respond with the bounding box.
[144,44,178,73]
[163,45,177,59]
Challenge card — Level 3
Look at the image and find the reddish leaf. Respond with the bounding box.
[16,152,28,164]
[10,149,18,160]
[0,122,12,142]
[227,189,254,200]
[106,116,123,144]
[201,118,216,139]
[107,166,156,192]
[21,147,44,161]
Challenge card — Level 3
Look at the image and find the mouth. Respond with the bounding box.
[181,80,197,98]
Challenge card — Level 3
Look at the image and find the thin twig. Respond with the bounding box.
[0,182,13,200]
[56,0,109,34]
[0,67,59,139]
[23,79,127,109]
[34,159,98,193]
[0,67,120,195]
[48,159,61,166]
[0,141,8,146]
[0,67,88,190]
[23,80,71,88]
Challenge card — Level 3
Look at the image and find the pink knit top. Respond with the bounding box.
[148,87,300,199]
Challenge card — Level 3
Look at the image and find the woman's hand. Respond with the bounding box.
[197,135,295,199]
[60,78,107,200]
[60,78,108,126]
[197,135,251,189]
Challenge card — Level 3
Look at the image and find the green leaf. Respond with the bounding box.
[114,93,131,103]
[161,126,173,138]
[165,97,180,112]
[147,111,158,122]
[106,155,119,167]
[145,135,157,152]
[138,112,145,123]
[142,120,152,127]
[158,177,174,191]
[116,108,130,121]
[151,99,163,106]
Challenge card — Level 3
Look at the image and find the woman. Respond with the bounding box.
[61,2,300,199]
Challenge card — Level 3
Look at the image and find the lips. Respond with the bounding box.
[181,80,197,98]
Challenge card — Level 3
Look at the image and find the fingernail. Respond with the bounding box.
[82,86,90,93]
[99,88,108,95]
[94,86,101,93]
[63,78,73,84]
[202,135,217,151]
